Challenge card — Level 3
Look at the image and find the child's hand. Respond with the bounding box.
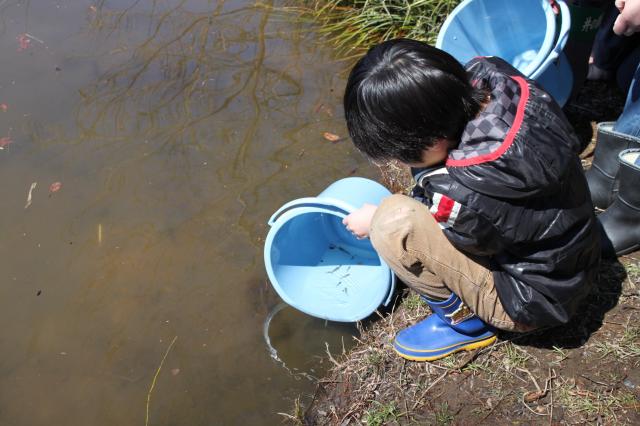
[342,204,378,239]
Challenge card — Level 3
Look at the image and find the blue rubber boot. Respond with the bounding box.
[393,293,496,361]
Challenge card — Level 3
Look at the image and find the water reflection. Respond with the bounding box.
[0,0,373,424]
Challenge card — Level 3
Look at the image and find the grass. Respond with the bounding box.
[556,378,639,423]
[502,342,531,370]
[293,281,640,425]
[289,0,461,58]
[626,262,640,281]
[402,292,424,313]
[434,402,454,425]
[595,325,640,362]
[365,348,386,369]
[375,160,415,194]
[364,400,400,426]
[278,396,305,425]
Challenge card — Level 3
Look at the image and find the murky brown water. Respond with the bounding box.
[0,1,377,424]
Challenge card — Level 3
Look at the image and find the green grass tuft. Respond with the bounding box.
[364,400,400,426]
[294,0,461,58]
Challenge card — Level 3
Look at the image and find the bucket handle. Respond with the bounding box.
[530,0,571,80]
[267,197,351,227]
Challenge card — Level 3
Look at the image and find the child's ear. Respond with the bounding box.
[433,139,453,153]
[438,138,456,150]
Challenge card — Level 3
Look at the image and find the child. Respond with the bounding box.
[341,39,601,361]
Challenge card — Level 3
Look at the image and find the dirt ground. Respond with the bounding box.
[286,81,640,425]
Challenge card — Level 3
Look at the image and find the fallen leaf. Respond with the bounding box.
[49,182,62,193]
[523,390,547,403]
[0,104,7,112]
[0,137,13,148]
[171,368,180,376]
[323,132,341,143]
[25,182,37,209]
[17,33,31,51]
[314,103,334,117]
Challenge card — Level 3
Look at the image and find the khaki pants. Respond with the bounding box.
[370,194,527,332]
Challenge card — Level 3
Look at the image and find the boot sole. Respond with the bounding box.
[393,335,497,362]
[616,244,640,257]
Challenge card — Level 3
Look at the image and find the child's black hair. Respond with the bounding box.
[343,38,487,164]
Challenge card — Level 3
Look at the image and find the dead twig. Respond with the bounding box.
[480,392,508,421]
[579,374,612,387]
[146,336,178,426]
[325,342,340,367]
[411,370,449,410]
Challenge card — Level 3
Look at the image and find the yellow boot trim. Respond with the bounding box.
[395,334,495,353]
[394,335,497,362]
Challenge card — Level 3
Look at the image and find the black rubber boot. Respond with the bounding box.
[585,123,640,209]
[598,148,640,258]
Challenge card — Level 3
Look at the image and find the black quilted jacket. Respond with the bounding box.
[412,57,600,328]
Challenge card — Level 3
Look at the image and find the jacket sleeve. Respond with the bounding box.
[428,191,505,256]
[414,171,505,257]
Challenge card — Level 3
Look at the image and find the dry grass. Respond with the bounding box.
[282,0,460,59]
[291,256,640,425]
[374,160,414,194]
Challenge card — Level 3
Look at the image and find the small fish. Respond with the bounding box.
[327,265,341,274]
[336,246,351,256]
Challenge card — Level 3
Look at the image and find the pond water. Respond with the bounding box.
[0,1,378,424]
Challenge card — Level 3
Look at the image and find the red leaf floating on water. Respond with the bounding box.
[17,34,31,51]
[49,182,62,193]
[323,132,341,143]
[0,137,13,148]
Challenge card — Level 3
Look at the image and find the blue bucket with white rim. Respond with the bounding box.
[264,177,396,322]
[436,0,572,106]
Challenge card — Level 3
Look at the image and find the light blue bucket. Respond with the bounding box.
[436,0,572,106]
[264,177,395,322]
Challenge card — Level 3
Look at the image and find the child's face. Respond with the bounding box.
[406,139,450,168]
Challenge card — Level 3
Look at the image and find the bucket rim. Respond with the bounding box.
[435,0,557,77]
[264,204,394,322]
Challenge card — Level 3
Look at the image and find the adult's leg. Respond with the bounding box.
[614,58,640,137]
[370,194,522,332]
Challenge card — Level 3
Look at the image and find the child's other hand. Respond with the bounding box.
[342,203,378,239]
